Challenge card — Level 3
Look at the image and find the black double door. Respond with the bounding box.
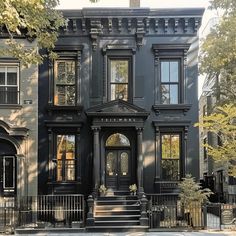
[105,149,131,191]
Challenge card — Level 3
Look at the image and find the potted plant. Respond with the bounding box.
[99,184,107,196]
[129,184,137,195]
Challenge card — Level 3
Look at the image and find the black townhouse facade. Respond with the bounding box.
[38,8,204,197]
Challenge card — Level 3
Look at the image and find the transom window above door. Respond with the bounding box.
[106,133,130,147]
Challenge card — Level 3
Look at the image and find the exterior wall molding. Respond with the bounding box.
[0,120,28,137]
[60,9,203,49]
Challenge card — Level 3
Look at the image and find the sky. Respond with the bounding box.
[58,0,219,97]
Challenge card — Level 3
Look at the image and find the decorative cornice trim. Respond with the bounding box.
[152,104,192,115]
[0,120,28,137]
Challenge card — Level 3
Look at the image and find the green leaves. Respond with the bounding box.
[179,175,212,206]
[196,104,236,176]
[0,0,65,67]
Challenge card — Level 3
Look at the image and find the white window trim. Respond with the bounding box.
[0,63,20,105]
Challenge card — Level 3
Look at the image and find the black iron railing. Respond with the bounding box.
[147,194,204,229]
[0,197,16,233]
[18,195,85,228]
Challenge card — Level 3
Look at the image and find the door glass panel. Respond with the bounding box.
[106,152,116,176]
[3,156,15,188]
[120,152,129,176]
[106,133,130,147]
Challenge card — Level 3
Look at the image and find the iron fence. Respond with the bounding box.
[0,194,236,231]
[0,197,16,233]
[147,194,204,229]
[18,195,85,228]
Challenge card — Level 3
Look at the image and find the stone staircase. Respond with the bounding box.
[86,194,149,231]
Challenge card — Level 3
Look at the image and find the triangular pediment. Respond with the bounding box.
[86,99,149,117]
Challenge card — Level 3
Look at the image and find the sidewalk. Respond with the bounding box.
[11,230,236,236]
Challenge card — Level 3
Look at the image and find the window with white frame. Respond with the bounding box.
[0,64,19,104]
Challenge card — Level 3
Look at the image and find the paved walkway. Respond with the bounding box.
[12,231,236,236]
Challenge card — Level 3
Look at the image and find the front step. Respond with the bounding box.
[86,225,148,232]
[87,195,148,231]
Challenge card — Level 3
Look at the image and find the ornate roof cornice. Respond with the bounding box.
[60,8,204,50]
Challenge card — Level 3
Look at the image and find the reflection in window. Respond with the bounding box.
[106,152,116,176]
[106,133,130,147]
[0,65,19,104]
[161,134,180,180]
[110,60,129,101]
[56,135,76,181]
[160,60,179,104]
[54,60,76,106]
[120,152,129,176]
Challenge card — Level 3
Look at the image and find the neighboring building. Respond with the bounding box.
[199,17,236,203]
[0,39,38,199]
[38,7,204,196]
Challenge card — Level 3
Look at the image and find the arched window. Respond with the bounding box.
[105,133,130,147]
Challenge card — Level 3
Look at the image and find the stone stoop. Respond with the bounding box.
[86,194,149,232]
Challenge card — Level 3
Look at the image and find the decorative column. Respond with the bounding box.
[76,128,81,182]
[137,127,144,196]
[184,126,188,176]
[154,127,161,192]
[48,128,53,181]
[76,51,82,104]
[48,60,53,105]
[92,126,101,196]
[183,48,188,104]
[153,49,159,104]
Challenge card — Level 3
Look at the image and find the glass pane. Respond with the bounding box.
[106,133,130,147]
[106,152,116,176]
[170,61,179,82]
[6,87,17,104]
[111,60,128,83]
[161,61,169,82]
[4,157,14,188]
[57,160,63,181]
[170,85,178,104]
[57,61,66,83]
[55,86,66,105]
[162,134,180,159]
[162,135,171,159]
[161,84,170,104]
[7,67,17,85]
[162,159,179,180]
[171,135,180,159]
[65,160,75,181]
[111,84,128,101]
[0,87,6,104]
[66,61,75,83]
[66,86,75,105]
[56,135,75,181]
[0,67,5,85]
[120,152,129,176]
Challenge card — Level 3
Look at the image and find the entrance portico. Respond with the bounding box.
[86,99,149,196]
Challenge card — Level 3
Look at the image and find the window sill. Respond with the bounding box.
[152,104,192,115]
[0,104,22,109]
[47,105,83,115]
